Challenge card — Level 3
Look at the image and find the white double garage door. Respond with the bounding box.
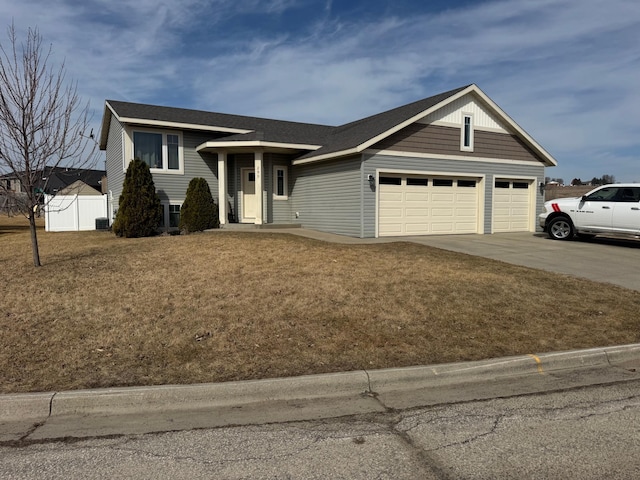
[378,174,533,236]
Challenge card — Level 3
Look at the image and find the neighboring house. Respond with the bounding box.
[0,166,106,195]
[1,166,106,216]
[58,180,103,196]
[99,84,557,238]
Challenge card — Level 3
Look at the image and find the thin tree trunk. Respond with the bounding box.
[28,210,41,267]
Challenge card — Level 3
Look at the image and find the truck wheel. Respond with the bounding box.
[548,216,574,240]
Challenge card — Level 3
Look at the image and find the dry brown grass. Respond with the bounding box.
[1,215,639,394]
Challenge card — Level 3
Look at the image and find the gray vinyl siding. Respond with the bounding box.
[266,153,293,224]
[105,114,125,217]
[152,131,218,205]
[362,153,545,237]
[290,156,362,236]
[373,124,543,163]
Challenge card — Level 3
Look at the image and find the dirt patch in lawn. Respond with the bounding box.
[1,215,639,394]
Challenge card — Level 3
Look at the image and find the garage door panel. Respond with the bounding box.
[405,210,430,219]
[405,223,430,234]
[431,193,455,202]
[431,223,455,233]
[493,181,531,233]
[380,192,403,202]
[432,208,454,217]
[379,175,479,236]
[405,192,430,202]
[454,224,477,233]
[379,208,403,218]
[455,192,477,202]
[455,207,477,216]
[380,224,403,235]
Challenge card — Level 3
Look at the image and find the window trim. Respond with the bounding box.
[461,113,474,152]
[126,127,184,174]
[160,201,183,230]
[272,165,288,200]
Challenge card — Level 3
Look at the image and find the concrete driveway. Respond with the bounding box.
[236,227,640,291]
[404,232,640,291]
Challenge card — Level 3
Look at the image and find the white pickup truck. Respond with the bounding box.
[539,184,640,240]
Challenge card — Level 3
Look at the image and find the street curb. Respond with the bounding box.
[0,392,53,424]
[49,370,370,418]
[1,344,639,423]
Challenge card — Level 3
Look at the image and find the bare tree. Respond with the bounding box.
[0,23,97,266]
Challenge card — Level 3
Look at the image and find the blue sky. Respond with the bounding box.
[2,0,639,182]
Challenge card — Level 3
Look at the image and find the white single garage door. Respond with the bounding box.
[378,175,479,236]
[493,180,532,232]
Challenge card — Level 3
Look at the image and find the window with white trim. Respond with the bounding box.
[159,203,182,229]
[273,165,288,199]
[132,130,183,173]
[461,114,474,152]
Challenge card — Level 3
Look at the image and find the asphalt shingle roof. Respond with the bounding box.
[106,100,334,146]
[105,85,472,160]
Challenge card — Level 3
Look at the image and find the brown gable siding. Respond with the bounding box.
[372,124,544,163]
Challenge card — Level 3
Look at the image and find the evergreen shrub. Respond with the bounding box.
[179,177,219,233]
[112,159,162,237]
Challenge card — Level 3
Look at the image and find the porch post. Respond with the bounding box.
[254,150,264,225]
[217,150,227,225]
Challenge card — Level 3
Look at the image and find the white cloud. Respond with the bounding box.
[0,0,638,180]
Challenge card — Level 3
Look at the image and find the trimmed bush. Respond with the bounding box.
[112,159,162,238]
[179,177,219,233]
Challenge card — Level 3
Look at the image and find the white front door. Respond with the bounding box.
[241,168,256,222]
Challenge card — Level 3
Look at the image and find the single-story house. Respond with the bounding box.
[99,84,556,237]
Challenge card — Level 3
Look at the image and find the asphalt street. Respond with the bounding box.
[2,379,639,479]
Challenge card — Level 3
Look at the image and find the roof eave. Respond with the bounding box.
[99,102,118,150]
[117,117,252,135]
[196,140,322,153]
[292,148,361,165]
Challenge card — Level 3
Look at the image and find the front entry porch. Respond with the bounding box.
[196,138,305,228]
[216,149,265,226]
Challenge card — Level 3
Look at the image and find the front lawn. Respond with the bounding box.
[1,215,639,393]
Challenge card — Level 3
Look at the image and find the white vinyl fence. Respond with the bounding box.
[44,194,108,232]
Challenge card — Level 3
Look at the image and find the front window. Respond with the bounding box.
[273,166,288,199]
[132,130,182,172]
[134,132,163,169]
[167,134,179,170]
